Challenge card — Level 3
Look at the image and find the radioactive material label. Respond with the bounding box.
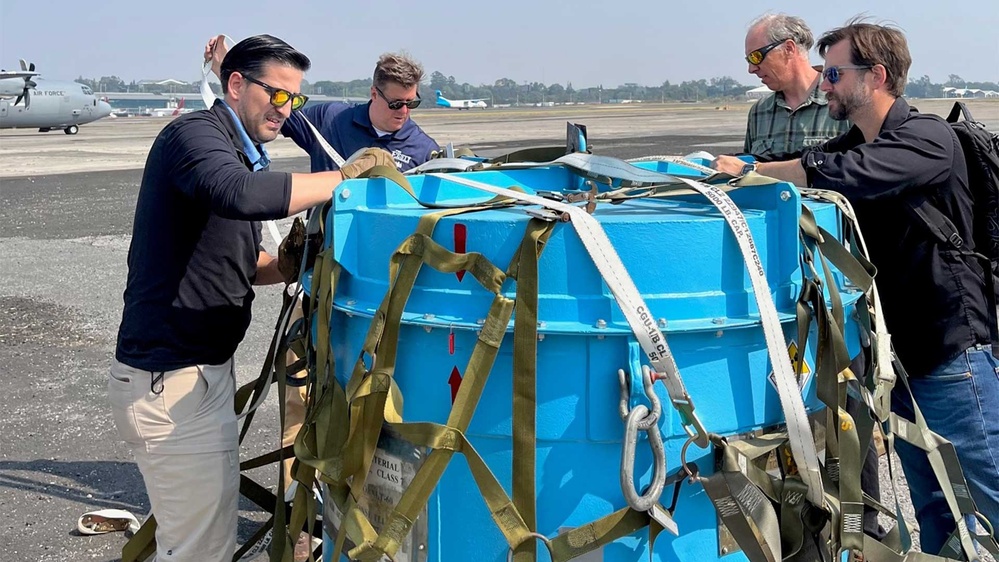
[767,340,812,393]
[324,425,428,562]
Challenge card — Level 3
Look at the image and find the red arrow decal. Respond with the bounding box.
[454,223,467,281]
[448,366,462,404]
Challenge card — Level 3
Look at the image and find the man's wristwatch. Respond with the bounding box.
[740,161,758,175]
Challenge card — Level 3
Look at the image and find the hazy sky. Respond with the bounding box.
[2,0,997,88]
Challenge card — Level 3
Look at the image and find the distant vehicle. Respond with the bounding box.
[145,97,193,117]
[435,90,487,110]
[0,60,112,134]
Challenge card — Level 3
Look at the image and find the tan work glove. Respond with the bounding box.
[338,147,397,179]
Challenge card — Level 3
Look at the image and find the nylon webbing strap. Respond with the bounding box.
[547,508,651,561]
[796,207,868,554]
[430,171,825,507]
[509,220,554,562]
[889,413,980,559]
[802,188,896,420]
[338,228,544,560]
[290,193,537,561]
[426,173,706,445]
[298,217,547,560]
[700,439,781,562]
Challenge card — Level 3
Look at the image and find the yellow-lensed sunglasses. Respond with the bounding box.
[242,74,309,111]
[746,38,790,65]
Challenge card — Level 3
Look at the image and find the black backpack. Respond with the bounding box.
[907,102,999,353]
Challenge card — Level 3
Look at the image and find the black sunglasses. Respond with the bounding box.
[375,85,421,110]
[241,74,309,111]
[745,38,790,65]
[822,65,873,85]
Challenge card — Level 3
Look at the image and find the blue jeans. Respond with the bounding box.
[892,345,999,554]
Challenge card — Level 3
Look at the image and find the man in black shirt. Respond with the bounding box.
[108,35,392,562]
[713,20,999,554]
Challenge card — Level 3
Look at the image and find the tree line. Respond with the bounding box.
[76,73,998,103]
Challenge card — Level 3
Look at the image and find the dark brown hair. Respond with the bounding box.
[817,17,911,97]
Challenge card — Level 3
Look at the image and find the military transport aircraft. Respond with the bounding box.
[0,60,112,134]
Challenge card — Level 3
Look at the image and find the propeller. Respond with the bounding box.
[14,59,37,107]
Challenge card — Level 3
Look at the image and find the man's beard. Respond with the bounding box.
[827,86,866,121]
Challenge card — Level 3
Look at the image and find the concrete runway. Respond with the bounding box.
[1,100,996,561]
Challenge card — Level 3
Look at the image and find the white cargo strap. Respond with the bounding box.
[625,154,717,175]
[405,158,482,174]
[199,35,232,111]
[301,115,346,167]
[428,171,825,507]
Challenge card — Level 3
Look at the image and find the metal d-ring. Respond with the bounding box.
[507,532,554,561]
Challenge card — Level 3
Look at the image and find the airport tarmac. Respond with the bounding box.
[1,100,996,561]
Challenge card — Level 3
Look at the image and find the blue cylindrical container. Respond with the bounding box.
[317,160,862,562]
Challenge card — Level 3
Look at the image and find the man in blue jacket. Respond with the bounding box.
[283,52,438,172]
[110,35,392,562]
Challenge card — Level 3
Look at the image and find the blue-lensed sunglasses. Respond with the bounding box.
[822,65,873,85]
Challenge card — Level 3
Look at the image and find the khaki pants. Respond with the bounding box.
[108,359,239,562]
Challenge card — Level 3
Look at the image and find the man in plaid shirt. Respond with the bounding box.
[743,13,850,160]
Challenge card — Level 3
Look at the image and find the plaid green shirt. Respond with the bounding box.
[744,81,851,160]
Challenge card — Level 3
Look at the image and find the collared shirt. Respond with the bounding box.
[801,97,989,376]
[222,101,270,171]
[116,100,292,371]
[744,79,851,161]
[281,101,438,172]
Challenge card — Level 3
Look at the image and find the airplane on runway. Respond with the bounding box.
[435,90,488,110]
[0,60,112,134]
[147,97,193,117]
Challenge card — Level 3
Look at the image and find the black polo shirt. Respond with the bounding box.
[801,97,990,376]
[116,101,292,371]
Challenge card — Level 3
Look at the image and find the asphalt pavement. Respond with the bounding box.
[2,107,995,560]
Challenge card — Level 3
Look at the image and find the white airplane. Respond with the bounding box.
[0,60,112,134]
[146,97,193,117]
[435,90,487,110]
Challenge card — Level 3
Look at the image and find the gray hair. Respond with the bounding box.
[749,13,814,56]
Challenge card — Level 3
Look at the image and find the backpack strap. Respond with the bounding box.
[907,196,967,249]
[946,101,974,124]
[906,195,999,356]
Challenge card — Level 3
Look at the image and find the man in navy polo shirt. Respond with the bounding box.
[282,52,438,172]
